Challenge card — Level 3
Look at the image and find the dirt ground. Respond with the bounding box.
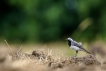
[0,42,106,71]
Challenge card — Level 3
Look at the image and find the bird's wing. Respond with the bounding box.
[73,40,82,46]
[73,42,84,50]
[73,42,81,47]
[73,41,90,54]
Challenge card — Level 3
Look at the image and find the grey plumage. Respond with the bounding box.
[66,37,90,56]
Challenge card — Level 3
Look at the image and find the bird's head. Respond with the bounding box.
[66,37,73,41]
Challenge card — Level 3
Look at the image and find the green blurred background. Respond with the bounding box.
[0,0,106,43]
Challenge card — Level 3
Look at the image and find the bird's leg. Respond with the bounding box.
[74,51,78,57]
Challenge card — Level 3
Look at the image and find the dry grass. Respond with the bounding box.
[1,41,106,71]
[0,47,104,71]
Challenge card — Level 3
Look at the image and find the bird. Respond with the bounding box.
[66,37,90,57]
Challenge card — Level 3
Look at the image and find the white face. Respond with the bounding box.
[67,37,73,41]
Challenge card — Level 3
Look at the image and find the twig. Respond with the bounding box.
[4,40,14,56]
[17,45,23,55]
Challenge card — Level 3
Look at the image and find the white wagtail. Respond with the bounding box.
[66,37,90,57]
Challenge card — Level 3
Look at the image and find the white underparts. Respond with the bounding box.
[70,46,82,51]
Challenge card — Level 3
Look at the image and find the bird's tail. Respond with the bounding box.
[85,50,90,54]
[82,48,90,54]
